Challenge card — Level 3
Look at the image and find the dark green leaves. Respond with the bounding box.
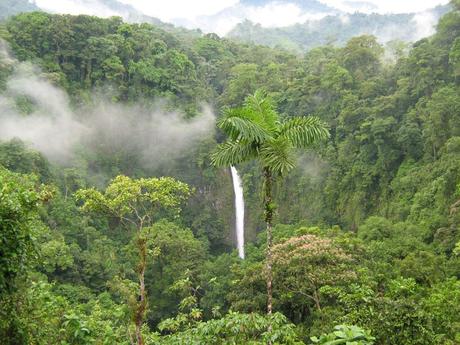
[0,167,45,296]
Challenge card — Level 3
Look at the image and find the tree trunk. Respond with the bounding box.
[313,290,321,311]
[263,167,274,316]
[135,235,147,345]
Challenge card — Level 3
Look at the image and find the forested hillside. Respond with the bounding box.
[0,0,39,20]
[228,6,450,52]
[1,1,460,344]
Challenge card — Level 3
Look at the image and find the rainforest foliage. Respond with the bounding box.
[1,1,460,344]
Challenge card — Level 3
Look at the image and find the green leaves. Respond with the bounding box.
[243,89,279,130]
[260,138,296,176]
[211,141,258,167]
[76,177,192,344]
[63,313,91,344]
[76,175,190,229]
[310,325,375,345]
[272,234,356,312]
[217,112,272,143]
[158,311,302,344]
[212,90,329,176]
[279,117,330,149]
[0,167,46,295]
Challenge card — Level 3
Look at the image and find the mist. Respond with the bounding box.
[318,0,450,14]
[79,102,215,169]
[412,11,439,40]
[296,152,328,180]
[0,43,215,169]
[28,0,450,38]
[33,0,123,17]
[176,2,331,36]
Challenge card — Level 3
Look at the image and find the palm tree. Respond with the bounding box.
[211,90,329,315]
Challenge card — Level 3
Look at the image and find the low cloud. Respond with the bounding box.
[118,0,239,21]
[318,0,449,14]
[0,62,87,162]
[177,2,331,36]
[0,43,215,168]
[412,11,438,40]
[33,0,121,17]
[29,0,449,38]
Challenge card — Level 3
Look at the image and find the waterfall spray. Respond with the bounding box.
[230,166,245,259]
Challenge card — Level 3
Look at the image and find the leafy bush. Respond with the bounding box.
[310,325,375,345]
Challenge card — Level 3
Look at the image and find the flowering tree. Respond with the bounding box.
[272,234,356,311]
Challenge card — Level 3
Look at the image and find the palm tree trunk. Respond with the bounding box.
[263,167,274,316]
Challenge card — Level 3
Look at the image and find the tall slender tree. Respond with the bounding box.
[76,175,190,345]
[211,90,329,316]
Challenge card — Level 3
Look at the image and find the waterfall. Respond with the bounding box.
[230,166,245,259]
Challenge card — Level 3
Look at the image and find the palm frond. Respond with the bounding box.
[260,138,296,176]
[217,110,272,143]
[244,90,279,130]
[211,141,258,167]
[278,116,330,148]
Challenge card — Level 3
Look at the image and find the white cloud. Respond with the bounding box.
[34,0,120,17]
[244,2,326,27]
[0,49,215,166]
[317,0,450,14]
[177,2,329,36]
[30,0,450,37]
[117,0,239,21]
[412,11,438,40]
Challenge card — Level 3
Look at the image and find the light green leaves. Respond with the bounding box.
[310,325,375,345]
[75,175,190,230]
[158,311,302,344]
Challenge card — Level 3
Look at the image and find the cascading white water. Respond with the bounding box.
[230,166,245,259]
